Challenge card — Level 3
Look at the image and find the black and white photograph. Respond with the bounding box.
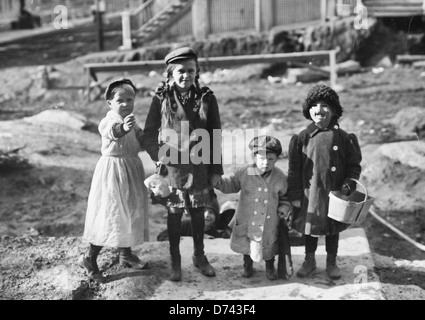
[0,0,424,305]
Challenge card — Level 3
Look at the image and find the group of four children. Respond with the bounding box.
[79,46,362,284]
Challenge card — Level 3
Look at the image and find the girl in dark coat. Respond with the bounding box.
[143,46,223,281]
[287,84,362,280]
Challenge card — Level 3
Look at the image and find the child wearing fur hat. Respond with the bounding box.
[79,78,149,283]
[143,46,223,282]
[288,83,362,280]
[212,135,293,280]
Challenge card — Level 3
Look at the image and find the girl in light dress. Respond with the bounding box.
[80,78,149,283]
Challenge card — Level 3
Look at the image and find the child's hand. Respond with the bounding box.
[278,210,292,228]
[291,200,301,208]
[341,183,352,196]
[278,210,291,221]
[123,114,136,132]
[209,174,222,187]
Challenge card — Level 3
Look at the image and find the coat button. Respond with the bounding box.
[264,200,268,204]
[255,198,259,202]
[331,166,336,172]
[253,211,258,215]
[258,187,262,191]
[333,146,338,151]
[334,125,339,129]
[266,215,270,219]
[264,188,268,192]
[252,222,255,226]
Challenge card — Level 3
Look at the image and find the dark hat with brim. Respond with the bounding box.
[104,78,137,100]
[249,135,282,156]
[164,46,198,65]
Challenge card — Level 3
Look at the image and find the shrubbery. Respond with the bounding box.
[0,148,31,172]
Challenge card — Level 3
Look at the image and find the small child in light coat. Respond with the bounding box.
[212,135,292,280]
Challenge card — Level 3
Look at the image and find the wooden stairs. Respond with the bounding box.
[130,0,192,44]
[363,0,425,17]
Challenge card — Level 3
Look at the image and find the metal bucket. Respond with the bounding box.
[328,178,374,224]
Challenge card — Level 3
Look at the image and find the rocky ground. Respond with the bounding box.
[0,17,425,300]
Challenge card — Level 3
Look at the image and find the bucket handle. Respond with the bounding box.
[348,178,368,203]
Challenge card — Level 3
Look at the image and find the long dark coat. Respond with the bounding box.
[287,122,362,236]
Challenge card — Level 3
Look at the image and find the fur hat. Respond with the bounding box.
[164,46,198,65]
[104,78,137,101]
[249,135,282,156]
[302,83,343,120]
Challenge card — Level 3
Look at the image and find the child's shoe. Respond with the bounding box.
[326,254,341,280]
[78,255,105,283]
[296,253,316,278]
[192,254,216,277]
[242,255,254,278]
[170,254,182,282]
[119,248,149,270]
[265,258,277,280]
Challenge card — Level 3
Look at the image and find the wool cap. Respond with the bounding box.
[249,135,282,156]
[164,46,198,65]
[104,78,137,100]
[302,83,343,120]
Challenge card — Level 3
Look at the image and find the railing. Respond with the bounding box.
[130,0,156,31]
[83,49,339,100]
[362,0,425,16]
[130,0,183,32]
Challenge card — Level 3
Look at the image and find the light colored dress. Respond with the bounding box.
[83,110,149,249]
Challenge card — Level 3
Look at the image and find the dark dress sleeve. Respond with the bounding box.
[287,134,304,202]
[206,93,224,176]
[143,96,162,162]
[344,133,362,191]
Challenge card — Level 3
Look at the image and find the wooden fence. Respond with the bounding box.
[83,49,338,100]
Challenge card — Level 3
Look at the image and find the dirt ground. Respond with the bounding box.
[1,17,425,300]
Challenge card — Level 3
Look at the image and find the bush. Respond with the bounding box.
[0,148,31,172]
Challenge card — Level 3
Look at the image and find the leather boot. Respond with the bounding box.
[192,254,216,277]
[296,252,316,278]
[169,253,182,282]
[119,248,149,270]
[326,254,341,280]
[79,244,104,283]
[168,209,182,281]
[242,255,254,278]
[190,207,216,277]
[265,257,277,281]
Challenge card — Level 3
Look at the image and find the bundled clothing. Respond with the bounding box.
[143,82,223,209]
[287,121,362,236]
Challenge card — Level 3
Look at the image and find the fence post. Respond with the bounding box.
[320,0,327,23]
[258,0,273,31]
[192,0,209,39]
[120,11,133,50]
[255,0,261,32]
[327,0,337,18]
[329,49,337,88]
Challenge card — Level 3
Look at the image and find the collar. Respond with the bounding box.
[307,121,339,137]
[106,110,124,122]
